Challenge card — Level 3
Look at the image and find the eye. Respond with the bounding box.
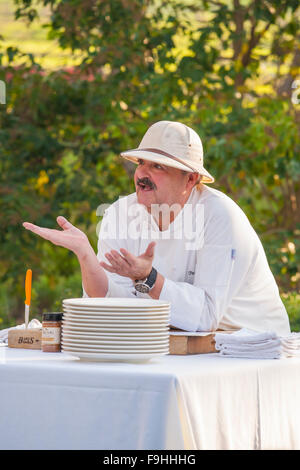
[137,159,144,166]
[154,163,163,169]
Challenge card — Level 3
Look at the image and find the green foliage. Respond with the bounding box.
[282,292,300,332]
[0,0,299,328]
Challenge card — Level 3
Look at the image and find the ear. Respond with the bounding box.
[186,172,199,189]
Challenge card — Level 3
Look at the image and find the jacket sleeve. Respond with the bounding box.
[159,202,255,332]
[97,236,139,298]
[160,244,236,331]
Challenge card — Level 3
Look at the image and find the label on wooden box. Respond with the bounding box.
[8,328,42,350]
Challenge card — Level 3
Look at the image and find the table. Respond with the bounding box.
[1,347,300,450]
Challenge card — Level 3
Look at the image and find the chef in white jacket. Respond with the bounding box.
[23,121,291,335]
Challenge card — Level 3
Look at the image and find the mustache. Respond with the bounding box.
[136,177,157,190]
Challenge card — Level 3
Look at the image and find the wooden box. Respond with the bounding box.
[8,328,42,350]
[169,329,235,355]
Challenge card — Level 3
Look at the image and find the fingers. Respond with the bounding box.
[23,222,47,236]
[23,218,87,254]
[99,261,116,273]
[23,222,39,232]
[104,252,115,267]
[110,250,130,266]
[102,250,131,275]
[56,216,73,230]
[23,216,72,234]
[144,241,156,258]
[119,248,135,265]
[23,222,55,242]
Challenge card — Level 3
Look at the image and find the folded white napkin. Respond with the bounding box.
[215,328,300,359]
[280,333,300,358]
[0,319,42,344]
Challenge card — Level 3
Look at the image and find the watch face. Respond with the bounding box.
[135,282,150,294]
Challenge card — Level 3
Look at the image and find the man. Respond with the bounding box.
[23,120,291,335]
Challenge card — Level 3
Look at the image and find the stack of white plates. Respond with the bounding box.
[61,297,170,362]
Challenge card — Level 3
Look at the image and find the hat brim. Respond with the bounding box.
[120,149,214,184]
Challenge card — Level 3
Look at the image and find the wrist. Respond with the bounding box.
[148,272,164,299]
[75,242,94,261]
[134,266,153,281]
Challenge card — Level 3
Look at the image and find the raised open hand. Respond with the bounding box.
[23,216,90,257]
[100,242,156,280]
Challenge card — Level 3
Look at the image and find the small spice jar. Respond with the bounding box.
[42,312,63,352]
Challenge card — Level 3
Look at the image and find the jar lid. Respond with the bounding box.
[42,312,63,322]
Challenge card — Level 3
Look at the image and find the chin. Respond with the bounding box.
[136,189,155,207]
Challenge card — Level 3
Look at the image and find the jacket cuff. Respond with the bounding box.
[160,278,203,331]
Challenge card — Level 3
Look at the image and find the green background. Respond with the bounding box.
[0,0,299,330]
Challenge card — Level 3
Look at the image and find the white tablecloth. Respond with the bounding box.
[1,347,300,450]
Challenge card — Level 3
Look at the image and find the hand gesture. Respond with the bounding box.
[100,242,156,280]
[23,216,90,257]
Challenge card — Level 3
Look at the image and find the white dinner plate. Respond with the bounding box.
[62,313,169,322]
[62,309,170,318]
[61,344,169,353]
[62,318,168,327]
[62,310,170,318]
[61,337,169,346]
[62,324,169,333]
[62,325,169,333]
[62,305,170,313]
[62,331,169,339]
[62,324,168,332]
[61,350,167,362]
[63,298,170,308]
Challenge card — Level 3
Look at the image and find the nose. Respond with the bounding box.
[135,161,152,179]
[134,162,157,190]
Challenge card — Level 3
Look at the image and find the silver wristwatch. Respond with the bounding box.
[134,267,158,294]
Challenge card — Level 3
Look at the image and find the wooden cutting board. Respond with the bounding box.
[169,329,236,355]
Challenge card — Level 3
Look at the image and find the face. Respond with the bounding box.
[134,158,197,212]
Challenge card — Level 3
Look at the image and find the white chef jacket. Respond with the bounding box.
[84,185,291,336]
